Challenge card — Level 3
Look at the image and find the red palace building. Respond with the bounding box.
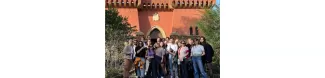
[106,0,216,39]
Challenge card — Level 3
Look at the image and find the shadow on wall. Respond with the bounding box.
[172,15,199,35]
[138,11,152,36]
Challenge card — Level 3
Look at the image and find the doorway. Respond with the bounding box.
[149,28,162,45]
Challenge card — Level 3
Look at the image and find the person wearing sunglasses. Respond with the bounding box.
[178,41,190,78]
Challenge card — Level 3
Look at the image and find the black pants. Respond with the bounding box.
[180,60,188,78]
[155,56,164,77]
[187,60,194,78]
[146,58,157,78]
[164,54,170,75]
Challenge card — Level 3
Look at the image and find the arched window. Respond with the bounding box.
[192,1,194,7]
[195,26,199,35]
[121,0,124,5]
[189,26,193,35]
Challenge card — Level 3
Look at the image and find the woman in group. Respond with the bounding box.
[162,38,170,76]
[134,41,147,78]
[191,39,208,78]
[159,42,168,77]
[176,40,182,77]
[154,42,166,78]
[178,40,190,78]
[145,40,157,77]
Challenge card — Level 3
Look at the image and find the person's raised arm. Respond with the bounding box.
[136,46,145,54]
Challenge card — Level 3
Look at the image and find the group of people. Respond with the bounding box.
[123,36,214,78]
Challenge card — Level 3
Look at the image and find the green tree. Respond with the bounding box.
[196,5,220,77]
[105,8,136,78]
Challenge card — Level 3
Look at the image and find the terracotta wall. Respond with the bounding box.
[116,8,140,30]
[106,7,205,38]
[138,10,174,38]
[172,9,204,36]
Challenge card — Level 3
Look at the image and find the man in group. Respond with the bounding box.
[166,38,178,78]
[200,37,214,78]
[123,39,136,78]
[186,38,194,78]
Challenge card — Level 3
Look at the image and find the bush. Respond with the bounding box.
[106,68,123,78]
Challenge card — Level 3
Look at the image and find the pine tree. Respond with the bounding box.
[105,8,136,78]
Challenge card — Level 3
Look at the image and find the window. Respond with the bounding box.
[195,26,199,35]
[189,26,193,35]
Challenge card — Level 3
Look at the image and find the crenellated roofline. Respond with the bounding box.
[106,0,216,9]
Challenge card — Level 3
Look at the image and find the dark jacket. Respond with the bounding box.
[202,43,214,63]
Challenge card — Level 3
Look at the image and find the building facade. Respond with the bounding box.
[106,0,216,39]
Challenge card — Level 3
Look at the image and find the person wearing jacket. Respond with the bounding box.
[200,37,214,78]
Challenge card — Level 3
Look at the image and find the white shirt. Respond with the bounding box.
[132,45,136,59]
[167,43,178,53]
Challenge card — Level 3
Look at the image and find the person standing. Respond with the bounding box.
[176,41,182,77]
[186,38,194,78]
[162,39,169,76]
[123,39,135,78]
[154,42,166,78]
[140,37,147,47]
[145,40,157,77]
[134,41,147,78]
[166,38,178,78]
[200,37,214,78]
[191,39,208,78]
[154,37,162,49]
[178,41,189,78]
[159,42,168,77]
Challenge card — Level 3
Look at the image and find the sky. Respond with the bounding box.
[212,0,220,10]
[217,0,220,5]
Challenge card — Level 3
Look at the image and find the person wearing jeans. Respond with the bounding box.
[191,39,207,78]
[134,41,147,78]
[166,38,178,78]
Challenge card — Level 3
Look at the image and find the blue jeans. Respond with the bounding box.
[192,56,207,78]
[168,54,178,77]
[136,57,145,77]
